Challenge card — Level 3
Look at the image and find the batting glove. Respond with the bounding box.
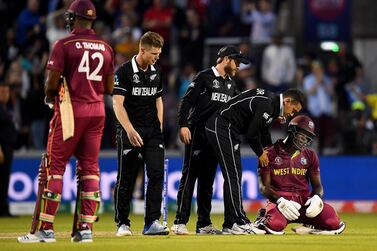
[44,96,54,110]
[304,195,323,218]
[277,197,301,221]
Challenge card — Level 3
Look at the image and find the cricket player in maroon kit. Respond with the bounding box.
[255,115,345,235]
[18,0,114,243]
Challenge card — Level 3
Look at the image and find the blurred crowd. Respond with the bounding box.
[0,0,377,155]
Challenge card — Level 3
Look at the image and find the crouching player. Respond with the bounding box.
[255,115,345,235]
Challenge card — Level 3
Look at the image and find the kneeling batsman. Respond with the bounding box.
[254,115,345,235]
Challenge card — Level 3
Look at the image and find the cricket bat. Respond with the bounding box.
[59,77,74,141]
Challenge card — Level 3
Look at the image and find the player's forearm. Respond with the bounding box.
[44,70,62,99]
[260,186,279,203]
[113,102,134,133]
[156,97,163,130]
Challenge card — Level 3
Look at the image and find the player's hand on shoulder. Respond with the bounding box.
[258,150,269,167]
[179,127,191,144]
[304,195,323,218]
[277,197,301,221]
[127,128,144,147]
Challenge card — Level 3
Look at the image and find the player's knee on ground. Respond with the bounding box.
[266,209,288,231]
[315,203,341,230]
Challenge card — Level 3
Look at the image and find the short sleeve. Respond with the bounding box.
[112,66,128,96]
[156,68,163,98]
[47,40,64,72]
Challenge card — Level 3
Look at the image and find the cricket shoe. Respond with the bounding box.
[309,221,346,235]
[71,229,93,243]
[17,230,56,243]
[116,224,132,236]
[257,222,284,235]
[171,224,189,235]
[196,224,222,235]
[143,220,169,235]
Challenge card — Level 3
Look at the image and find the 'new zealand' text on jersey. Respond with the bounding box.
[258,140,320,196]
[178,66,239,127]
[217,88,282,156]
[112,56,163,128]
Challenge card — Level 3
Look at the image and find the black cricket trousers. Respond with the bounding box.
[174,125,218,228]
[114,126,165,226]
[205,116,250,228]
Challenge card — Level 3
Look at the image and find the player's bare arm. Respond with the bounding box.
[104,74,115,95]
[44,70,62,102]
[309,174,324,197]
[112,94,143,147]
[156,96,163,131]
[258,171,279,202]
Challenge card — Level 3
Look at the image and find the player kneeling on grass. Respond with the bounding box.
[254,115,345,235]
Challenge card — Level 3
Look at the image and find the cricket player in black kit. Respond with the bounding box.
[205,88,305,235]
[112,31,169,236]
[171,46,249,235]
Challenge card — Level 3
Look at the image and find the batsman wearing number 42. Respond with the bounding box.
[18,0,115,243]
[254,115,346,235]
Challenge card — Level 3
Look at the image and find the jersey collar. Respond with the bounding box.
[131,55,156,73]
[212,66,231,80]
[71,28,96,35]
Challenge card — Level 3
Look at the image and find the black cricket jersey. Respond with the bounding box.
[112,56,163,128]
[217,88,283,156]
[178,66,239,127]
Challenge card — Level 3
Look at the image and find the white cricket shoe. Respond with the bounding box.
[71,229,93,243]
[116,224,132,236]
[310,221,346,235]
[196,224,222,235]
[171,224,189,235]
[143,220,169,235]
[17,230,56,243]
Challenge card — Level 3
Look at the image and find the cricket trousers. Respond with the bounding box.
[41,109,105,231]
[264,193,341,231]
[114,126,165,226]
[174,125,218,228]
[205,116,250,228]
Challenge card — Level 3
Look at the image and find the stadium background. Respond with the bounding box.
[1,0,377,214]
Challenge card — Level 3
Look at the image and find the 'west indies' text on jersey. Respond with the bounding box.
[258,140,320,196]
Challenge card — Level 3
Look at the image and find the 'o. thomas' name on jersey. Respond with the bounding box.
[132,87,157,96]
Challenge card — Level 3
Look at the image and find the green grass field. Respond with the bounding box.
[1,213,376,251]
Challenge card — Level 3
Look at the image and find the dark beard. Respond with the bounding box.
[224,64,234,77]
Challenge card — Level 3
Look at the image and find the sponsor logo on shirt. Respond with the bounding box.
[211,92,231,103]
[300,157,307,165]
[274,156,283,165]
[263,112,270,120]
[150,74,157,81]
[132,87,157,96]
[227,83,232,89]
[114,75,119,86]
[132,74,140,83]
[213,80,220,89]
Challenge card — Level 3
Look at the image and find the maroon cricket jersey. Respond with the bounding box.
[47,28,114,117]
[258,140,320,196]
